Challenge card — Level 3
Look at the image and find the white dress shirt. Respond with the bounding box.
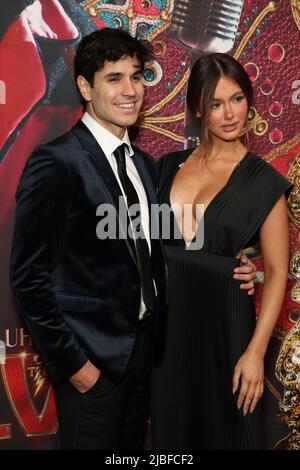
[82,112,152,318]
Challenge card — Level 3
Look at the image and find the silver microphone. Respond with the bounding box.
[171,0,244,53]
[170,0,244,146]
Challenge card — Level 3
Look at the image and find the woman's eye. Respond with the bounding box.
[211,102,220,109]
[234,95,245,102]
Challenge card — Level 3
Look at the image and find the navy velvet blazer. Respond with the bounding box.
[10,121,166,384]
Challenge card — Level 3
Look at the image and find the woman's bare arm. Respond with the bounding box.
[232,194,289,415]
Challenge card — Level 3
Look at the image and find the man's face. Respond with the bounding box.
[77,54,144,138]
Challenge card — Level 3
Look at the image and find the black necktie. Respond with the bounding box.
[114,144,156,311]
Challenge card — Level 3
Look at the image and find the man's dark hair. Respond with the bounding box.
[74,27,153,85]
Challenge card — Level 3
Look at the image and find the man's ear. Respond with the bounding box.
[76,75,92,102]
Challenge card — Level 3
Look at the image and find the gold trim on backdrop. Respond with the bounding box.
[143,113,185,123]
[240,107,268,136]
[234,2,277,60]
[286,151,300,227]
[139,122,184,142]
[274,319,300,450]
[291,282,300,303]
[291,0,300,31]
[138,68,190,142]
[140,68,190,116]
[290,251,300,281]
[263,134,300,162]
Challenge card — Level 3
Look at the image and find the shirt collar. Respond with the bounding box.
[81,111,134,158]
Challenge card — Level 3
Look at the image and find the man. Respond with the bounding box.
[10,28,255,449]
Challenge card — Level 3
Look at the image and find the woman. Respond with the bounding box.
[152,53,292,450]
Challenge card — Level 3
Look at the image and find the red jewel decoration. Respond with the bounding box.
[260,79,274,95]
[244,63,259,82]
[269,101,283,117]
[269,128,283,144]
[268,43,285,63]
[153,41,166,57]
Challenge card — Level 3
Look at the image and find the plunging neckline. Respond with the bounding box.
[168,151,251,247]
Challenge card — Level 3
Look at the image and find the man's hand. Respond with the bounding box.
[233,255,256,295]
[69,360,100,394]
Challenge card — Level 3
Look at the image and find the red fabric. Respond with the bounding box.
[26,0,79,40]
[0,0,79,150]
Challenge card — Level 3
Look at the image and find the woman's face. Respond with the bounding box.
[205,75,249,142]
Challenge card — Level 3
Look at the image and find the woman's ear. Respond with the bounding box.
[196,111,201,118]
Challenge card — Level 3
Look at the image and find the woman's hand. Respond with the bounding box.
[232,351,264,415]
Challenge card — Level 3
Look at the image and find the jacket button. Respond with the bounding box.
[131,284,139,292]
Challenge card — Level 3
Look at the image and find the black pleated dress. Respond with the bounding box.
[151,149,292,450]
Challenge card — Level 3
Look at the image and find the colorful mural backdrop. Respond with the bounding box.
[0,0,299,449]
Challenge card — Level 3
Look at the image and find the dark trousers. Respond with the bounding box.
[53,319,153,450]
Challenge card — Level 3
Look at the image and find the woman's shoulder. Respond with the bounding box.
[247,151,286,176]
[245,151,293,195]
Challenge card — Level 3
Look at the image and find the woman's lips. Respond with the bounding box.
[221,122,239,132]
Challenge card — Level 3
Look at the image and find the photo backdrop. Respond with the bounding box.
[0,0,299,449]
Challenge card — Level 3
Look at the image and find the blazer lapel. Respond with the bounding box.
[71,121,137,266]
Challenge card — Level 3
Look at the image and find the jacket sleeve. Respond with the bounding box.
[10,145,88,383]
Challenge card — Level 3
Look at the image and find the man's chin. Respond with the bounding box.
[118,116,140,127]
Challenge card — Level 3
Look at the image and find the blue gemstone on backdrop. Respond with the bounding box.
[244,17,251,26]
[143,69,155,81]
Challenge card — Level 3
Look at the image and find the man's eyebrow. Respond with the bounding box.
[104,68,143,79]
[104,72,121,79]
